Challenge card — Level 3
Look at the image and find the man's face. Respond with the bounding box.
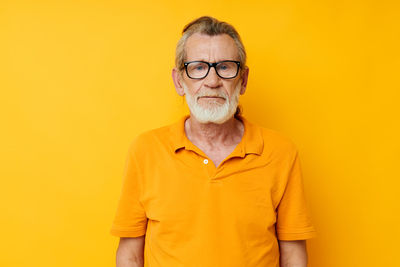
[173,33,249,124]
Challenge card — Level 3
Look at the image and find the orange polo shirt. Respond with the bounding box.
[110,115,317,267]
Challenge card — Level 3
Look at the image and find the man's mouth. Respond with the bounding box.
[198,96,226,100]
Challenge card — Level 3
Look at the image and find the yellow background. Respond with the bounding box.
[1,0,399,266]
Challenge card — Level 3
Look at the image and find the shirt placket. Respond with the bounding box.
[183,134,247,181]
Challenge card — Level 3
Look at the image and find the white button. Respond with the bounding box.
[203,159,209,164]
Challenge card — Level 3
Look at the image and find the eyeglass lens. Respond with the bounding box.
[186,61,238,79]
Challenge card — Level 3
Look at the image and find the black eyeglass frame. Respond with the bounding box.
[183,60,241,79]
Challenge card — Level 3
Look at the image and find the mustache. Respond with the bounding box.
[195,92,227,100]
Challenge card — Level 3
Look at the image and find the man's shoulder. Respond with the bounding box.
[126,120,179,155]
[247,119,299,155]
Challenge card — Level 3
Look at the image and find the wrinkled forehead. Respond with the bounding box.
[184,33,240,62]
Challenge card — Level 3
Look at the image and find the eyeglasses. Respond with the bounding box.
[183,60,241,79]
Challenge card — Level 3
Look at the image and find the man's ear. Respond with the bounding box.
[239,66,249,95]
[172,68,185,96]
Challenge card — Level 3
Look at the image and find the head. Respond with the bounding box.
[172,16,249,124]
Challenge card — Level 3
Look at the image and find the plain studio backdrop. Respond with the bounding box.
[0,0,399,266]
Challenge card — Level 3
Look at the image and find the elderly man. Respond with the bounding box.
[110,16,316,267]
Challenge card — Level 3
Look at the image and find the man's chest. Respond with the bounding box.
[138,155,285,244]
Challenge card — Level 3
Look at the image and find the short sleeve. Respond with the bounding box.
[110,142,148,237]
[276,149,317,240]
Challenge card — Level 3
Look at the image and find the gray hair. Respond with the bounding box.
[175,16,247,72]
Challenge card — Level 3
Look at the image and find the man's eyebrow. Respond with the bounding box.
[186,58,239,62]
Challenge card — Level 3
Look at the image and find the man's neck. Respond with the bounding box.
[184,114,244,148]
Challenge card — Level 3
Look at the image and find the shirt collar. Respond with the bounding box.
[169,115,264,156]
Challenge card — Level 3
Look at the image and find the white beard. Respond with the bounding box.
[182,82,241,124]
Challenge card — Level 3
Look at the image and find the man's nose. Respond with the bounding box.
[204,66,220,88]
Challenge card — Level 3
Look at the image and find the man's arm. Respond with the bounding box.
[279,240,308,267]
[116,236,145,267]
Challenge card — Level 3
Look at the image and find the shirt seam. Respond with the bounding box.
[276,227,316,234]
[129,142,147,216]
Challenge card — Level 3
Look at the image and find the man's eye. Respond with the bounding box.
[218,64,229,71]
[195,66,204,70]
